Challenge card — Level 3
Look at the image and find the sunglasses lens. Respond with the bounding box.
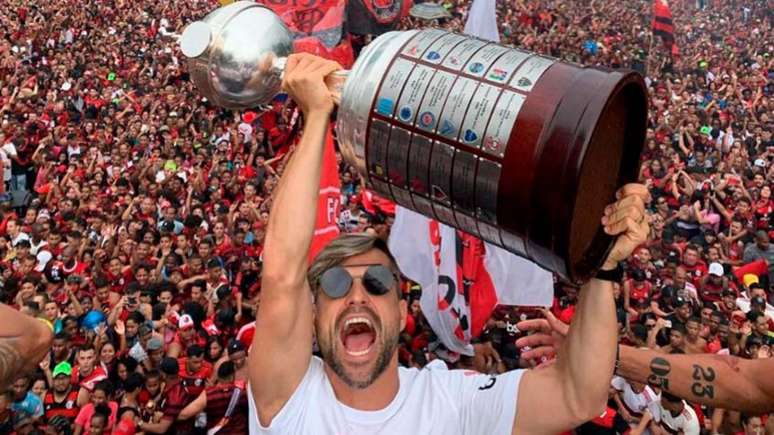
[319,267,352,299]
[363,265,396,296]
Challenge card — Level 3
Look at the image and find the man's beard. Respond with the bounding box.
[318,312,400,390]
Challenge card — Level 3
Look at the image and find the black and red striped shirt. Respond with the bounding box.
[43,390,80,422]
[204,383,248,435]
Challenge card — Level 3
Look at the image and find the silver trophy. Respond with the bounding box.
[179,0,347,109]
[180,1,647,282]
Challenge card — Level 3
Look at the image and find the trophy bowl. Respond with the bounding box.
[180,1,293,109]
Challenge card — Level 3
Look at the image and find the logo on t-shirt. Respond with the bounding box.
[478,375,497,391]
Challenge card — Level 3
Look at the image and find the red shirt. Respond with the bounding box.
[160,380,193,432]
[700,280,724,303]
[71,366,107,392]
[682,261,708,287]
[179,358,213,397]
[43,389,80,422]
[627,279,652,301]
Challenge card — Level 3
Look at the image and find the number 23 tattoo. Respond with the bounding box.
[691,365,716,398]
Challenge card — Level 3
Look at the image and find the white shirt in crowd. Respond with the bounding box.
[0,142,16,182]
[611,376,660,418]
[248,356,523,434]
[648,400,701,435]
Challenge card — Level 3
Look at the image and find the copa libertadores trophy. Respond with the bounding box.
[179,1,648,283]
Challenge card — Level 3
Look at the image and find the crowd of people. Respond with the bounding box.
[0,0,771,433]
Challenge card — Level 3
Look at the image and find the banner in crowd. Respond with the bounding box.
[463,0,499,43]
[346,0,412,36]
[256,0,354,68]
[652,0,676,49]
[389,208,554,356]
[308,124,342,263]
[254,0,346,260]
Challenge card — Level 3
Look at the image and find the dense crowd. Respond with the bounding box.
[0,0,772,433]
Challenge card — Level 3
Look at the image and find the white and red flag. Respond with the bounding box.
[388,208,553,355]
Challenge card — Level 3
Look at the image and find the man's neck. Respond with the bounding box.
[324,355,401,411]
[53,388,71,401]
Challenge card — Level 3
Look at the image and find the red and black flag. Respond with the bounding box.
[346,0,412,36]
[652,0,676,48]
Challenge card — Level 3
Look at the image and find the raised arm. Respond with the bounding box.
[0,304,54,390]
[514,184,649,433]
[248,53,341,427]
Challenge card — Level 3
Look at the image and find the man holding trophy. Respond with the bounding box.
[245,52,649,434]
[177,2,651,432]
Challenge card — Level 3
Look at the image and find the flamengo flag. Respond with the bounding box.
[256,0,354,68]
[652,0,676,48]
[464,0,500,43]
[308,125,341,263]
[388,208,553,355]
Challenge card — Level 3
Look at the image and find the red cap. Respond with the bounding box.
[178,314,194,330]
[242,111,257,124]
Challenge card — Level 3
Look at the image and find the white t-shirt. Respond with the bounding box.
[648,401,700,435]
[611,376,660,418]
[248,356,523,434]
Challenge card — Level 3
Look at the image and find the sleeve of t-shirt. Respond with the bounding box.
[75,405,90,426]
[457,369,524,435]
[248,355,322,433]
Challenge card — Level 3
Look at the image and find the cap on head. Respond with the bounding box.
[146,337,163,351]
[227,339,245,355]
[52,361,72,378]
[708,262,724,277]
[178,314,195,330]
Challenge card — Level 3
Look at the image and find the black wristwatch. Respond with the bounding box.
[595,263,623,282]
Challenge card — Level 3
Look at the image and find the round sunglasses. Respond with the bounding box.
[318,264,399,299]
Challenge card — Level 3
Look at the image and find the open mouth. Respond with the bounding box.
[340,316,376,357]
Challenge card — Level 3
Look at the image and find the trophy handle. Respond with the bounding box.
[273,57,349,105]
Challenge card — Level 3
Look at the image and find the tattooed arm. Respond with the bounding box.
[618,346,774,414]
[518,316,774,414]
[0,304,54,390]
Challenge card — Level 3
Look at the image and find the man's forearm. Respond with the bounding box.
[559,278,617,416]
[0,304,53,390]
[618,345,774,414]
[262,111,329,288]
